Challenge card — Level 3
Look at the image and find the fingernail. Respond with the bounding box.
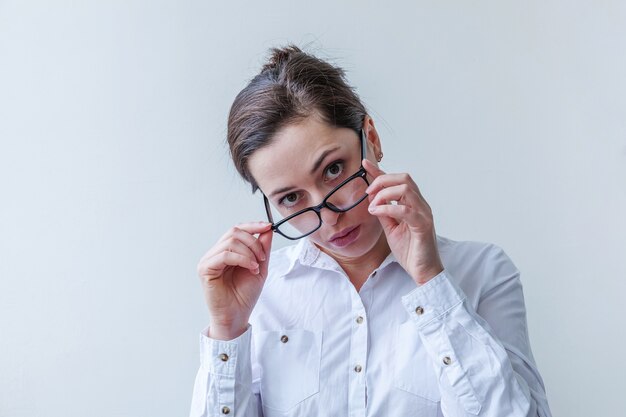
[251,261,259,268]
[261,253,266,261]
[368,205,376,213]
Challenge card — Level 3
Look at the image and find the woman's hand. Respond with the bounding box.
[363,159,444,285]
[196,221,273,340]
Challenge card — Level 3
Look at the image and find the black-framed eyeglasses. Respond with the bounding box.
[261,129,370,240]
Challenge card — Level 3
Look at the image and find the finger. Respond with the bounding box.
[229,228,267,263]
[213,239,258,266]
[368,203,413,222]
[362,158,385,182]
[202,251,260,280]
[217,221,272,245]
[365,172,417,196]
[235,221,273,233]
[257,229,273,277]
[368,184,418,209]
[372,207,398,231]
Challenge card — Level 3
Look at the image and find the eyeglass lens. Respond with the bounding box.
[270,174,368,239]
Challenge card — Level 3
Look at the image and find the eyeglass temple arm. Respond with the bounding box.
[263,194,276,226]
[360,128,367,162]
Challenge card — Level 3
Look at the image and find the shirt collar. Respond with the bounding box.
[277,233,450,279]
[281,237,399,278]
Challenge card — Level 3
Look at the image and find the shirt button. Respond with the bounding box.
[221,406,230,414]
[443,356,452,365]
[415,306,424,315]
[280,335,289,343]
[219,353,229,362]
[354,364,362,373]
[356,316,364,324]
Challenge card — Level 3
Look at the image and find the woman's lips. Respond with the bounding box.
[329,225,360,247]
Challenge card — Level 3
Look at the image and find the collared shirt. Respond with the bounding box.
[189,234,552,417]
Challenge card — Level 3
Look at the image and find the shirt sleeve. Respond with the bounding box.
[189,325,262,417]
[400,251,553,417]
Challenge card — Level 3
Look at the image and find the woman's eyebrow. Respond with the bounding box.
[309,146,340,175]
[269,146,342,198]
[269,186,295,198]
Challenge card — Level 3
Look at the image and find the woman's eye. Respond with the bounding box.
[279,192,300,208]
[324,161,345,181]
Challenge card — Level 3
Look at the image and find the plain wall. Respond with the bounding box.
[1,1,625,416]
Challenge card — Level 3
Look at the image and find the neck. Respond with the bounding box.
[316,230,391,291]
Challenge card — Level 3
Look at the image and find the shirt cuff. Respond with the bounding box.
[199,324,252,376]
[401,269,466,329]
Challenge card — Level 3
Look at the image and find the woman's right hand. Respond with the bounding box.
[196,221,273,340]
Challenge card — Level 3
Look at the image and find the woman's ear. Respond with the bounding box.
[363,115,382,160]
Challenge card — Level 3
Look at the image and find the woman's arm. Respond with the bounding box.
[362,155,551,416]
[189,325,262,417]
[400,246,552,417]
[191,221,272,416]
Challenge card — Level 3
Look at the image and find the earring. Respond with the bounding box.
[376,152,383,162]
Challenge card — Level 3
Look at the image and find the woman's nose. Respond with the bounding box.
[320,206,340,226]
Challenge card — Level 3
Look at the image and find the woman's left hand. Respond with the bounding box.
[363,159,444,285]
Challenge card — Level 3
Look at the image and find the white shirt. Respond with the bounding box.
[189,234,552,417]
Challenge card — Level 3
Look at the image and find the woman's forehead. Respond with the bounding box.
[248,120,358,194]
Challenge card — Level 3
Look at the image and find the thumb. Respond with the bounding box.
[258,229,273,277]
[375,210,398,233]
[362,158,385,180]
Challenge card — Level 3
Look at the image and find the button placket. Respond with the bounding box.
[348,287,368,415]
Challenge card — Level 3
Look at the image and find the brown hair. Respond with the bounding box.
[226,44,368,193]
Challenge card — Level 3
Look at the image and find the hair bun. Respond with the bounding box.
[262,44,303,72]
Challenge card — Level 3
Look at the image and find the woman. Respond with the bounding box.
[190,45,552,417]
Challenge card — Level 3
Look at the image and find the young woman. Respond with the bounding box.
[190,45,552,417]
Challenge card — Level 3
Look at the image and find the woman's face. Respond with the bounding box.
[248,113,384,260]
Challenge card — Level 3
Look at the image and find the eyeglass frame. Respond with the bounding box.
[261,128,370,240]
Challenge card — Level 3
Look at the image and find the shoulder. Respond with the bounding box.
[438,235,517,270]
[436,234,521,304]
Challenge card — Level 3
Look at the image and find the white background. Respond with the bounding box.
[1,1,625,416]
